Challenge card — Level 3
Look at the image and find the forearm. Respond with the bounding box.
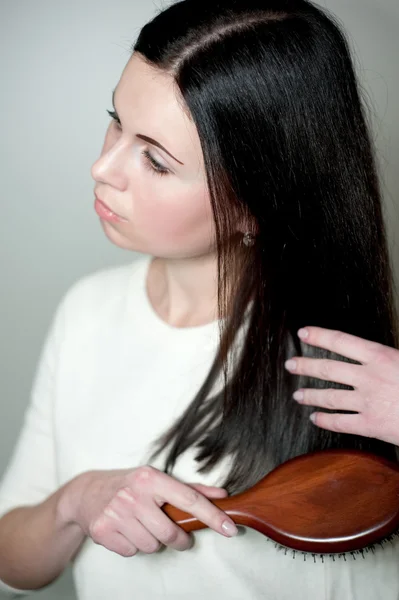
[0,477,87,591]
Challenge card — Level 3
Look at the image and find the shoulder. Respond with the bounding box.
[65,257,144,304]
[58,254,150,332]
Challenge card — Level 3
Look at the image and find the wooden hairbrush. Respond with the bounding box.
[163,449,399,554]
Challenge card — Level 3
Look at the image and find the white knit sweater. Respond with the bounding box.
[1,254,398,599]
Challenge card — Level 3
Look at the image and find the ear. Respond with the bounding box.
[236,214,258,237]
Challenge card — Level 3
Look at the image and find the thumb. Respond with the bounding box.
[189,483,228,499]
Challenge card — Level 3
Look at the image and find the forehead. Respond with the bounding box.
[115,53,203,167]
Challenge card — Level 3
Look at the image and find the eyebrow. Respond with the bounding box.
[112,89,184,166]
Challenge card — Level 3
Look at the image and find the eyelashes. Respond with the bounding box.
[141,150,169,177]
[106,109,170,177]
[106,109,120,125]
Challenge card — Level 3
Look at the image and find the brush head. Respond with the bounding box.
[163,449,399,554]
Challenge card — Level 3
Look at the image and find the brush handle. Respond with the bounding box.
[163,497,269,532]
[163,450,399,553]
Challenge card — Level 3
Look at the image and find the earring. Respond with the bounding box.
[243,232,255,247]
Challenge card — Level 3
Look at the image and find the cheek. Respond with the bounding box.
[133,182,215,254]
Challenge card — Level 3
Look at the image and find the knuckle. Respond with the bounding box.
[325,390,337,410]
[372,345,390,365]
[181,488,199,509]
[158,526,179,545]
[89,518,107,542]
[131,466,156,486]
[332,330,348,348]
[319,361,332,380]
[116,487,137,505]
[332,415,344,433]
[140,539,161,554]
[121,545,137,558]
[364,339,389,364]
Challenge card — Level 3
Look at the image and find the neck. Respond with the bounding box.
[147,253,219,328]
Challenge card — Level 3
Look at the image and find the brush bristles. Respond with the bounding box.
[269,531,399,562]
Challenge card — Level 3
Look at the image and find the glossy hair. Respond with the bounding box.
[133,0,398,493]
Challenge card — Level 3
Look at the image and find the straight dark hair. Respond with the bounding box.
[133,0,398,494]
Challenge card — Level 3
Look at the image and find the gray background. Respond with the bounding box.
[0,0,398,598]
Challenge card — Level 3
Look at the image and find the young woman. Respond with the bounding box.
[1,0,398,598]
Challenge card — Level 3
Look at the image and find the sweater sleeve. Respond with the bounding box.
[0,298,65,596]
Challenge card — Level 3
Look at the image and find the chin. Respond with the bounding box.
[99,219,140,252]
[99,218,215,259]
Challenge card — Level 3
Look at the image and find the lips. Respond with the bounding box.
[94,196,127,223]
[96,197,116,214]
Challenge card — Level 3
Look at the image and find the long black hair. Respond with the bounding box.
[133,0,398,494]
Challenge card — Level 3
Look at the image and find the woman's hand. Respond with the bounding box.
[285,326,399,446]
[58,465,238,558]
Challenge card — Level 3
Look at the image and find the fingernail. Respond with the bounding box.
[293,390,304,401]
[298,328,309,339]
[222,520,238,537]
[285,359,297,371]
[309,413,316,423]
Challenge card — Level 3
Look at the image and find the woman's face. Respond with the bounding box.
[91,52,215,258]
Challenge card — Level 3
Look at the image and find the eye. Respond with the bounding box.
[106,109,121,129]
[106,109,169,176]
[142,150,170,177]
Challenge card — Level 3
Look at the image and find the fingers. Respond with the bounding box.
[132,467,238,538]
[102,501,163,554]
[90,466,237,560]
[90,515,138,558]
[86,466,236,561]
[106,485,193,552]
[309,411,370,437]
[297,327,381,365]
[293,388,361,413]
[285,356,362,387]
[189,483,228,499]
[134,503,193,552]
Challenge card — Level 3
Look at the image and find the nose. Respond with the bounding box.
[91,137,129,191]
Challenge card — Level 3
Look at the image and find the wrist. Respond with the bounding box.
[55,471,92,530]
